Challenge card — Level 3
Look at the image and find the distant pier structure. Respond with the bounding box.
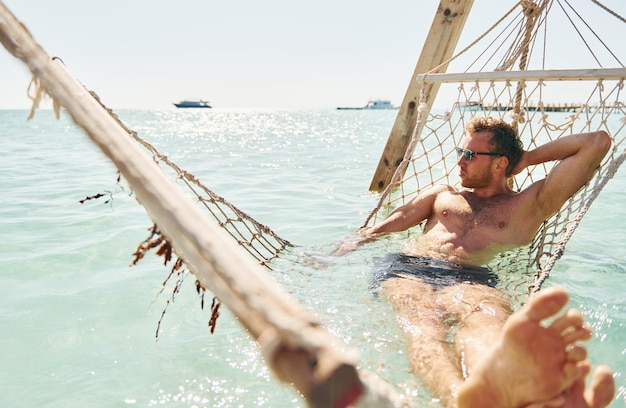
[463,101,594,113]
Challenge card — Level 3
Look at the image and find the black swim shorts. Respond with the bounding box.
[372,253,500,289]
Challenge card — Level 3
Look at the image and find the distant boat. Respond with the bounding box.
[337,99,397,110]
[173,99,212,108]
[364,99,396,109]
[459,101,483,111]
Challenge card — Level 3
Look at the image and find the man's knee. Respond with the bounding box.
[465,299,511,325]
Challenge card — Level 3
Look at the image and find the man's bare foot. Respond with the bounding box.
[456,286,593,408]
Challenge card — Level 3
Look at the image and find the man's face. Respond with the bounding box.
[457,131,498,188]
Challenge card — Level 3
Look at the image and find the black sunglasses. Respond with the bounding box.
[456,147,504,162]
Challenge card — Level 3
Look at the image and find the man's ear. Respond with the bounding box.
[496,155,509,172]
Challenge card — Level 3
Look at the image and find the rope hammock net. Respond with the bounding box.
[98,0,626,304]
[363,76,625,302]
[77,0,625,308]
[85,67,626,304]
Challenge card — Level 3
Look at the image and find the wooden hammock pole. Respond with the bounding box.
[369,0,474,192]
[0,3,365,407]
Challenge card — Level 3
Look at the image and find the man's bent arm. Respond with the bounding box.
[515,131,611,219]
[333,185,447,255]
[365,184,448,235]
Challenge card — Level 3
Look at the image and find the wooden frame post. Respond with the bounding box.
[369,0,474,192]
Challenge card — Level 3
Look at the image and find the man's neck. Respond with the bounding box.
[464,183,514,199]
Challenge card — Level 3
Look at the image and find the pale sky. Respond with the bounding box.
[0,0,624,110]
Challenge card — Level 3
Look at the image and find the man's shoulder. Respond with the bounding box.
[421,184,460,202]
[430,184,458,194]
[410,184,457,205]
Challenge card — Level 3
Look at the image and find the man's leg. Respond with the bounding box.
[455,285,614,408]
[444,283,513,376]
[380,278,465,406]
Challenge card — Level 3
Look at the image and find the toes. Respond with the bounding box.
[562,325,592,345]
[565,345,587,362]
[586,365,615,408]
[526,286,570,322]
[548,308,584,333]
[562,360,586,386]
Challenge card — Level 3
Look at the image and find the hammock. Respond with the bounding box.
[90,0,624,305]
[50,0,626,305]
[106,0,625,303]
[83,68,626,306]
[2,1,625,406]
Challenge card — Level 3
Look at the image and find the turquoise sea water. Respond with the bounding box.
[1,109,624,407]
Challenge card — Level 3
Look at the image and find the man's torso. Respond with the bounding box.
[403,187,541,266]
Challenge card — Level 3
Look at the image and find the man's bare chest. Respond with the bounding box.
[433,192,514,232]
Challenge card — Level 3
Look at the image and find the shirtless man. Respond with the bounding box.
[340,117,611,406]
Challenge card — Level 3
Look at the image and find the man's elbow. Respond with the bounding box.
[592,130,612,159]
